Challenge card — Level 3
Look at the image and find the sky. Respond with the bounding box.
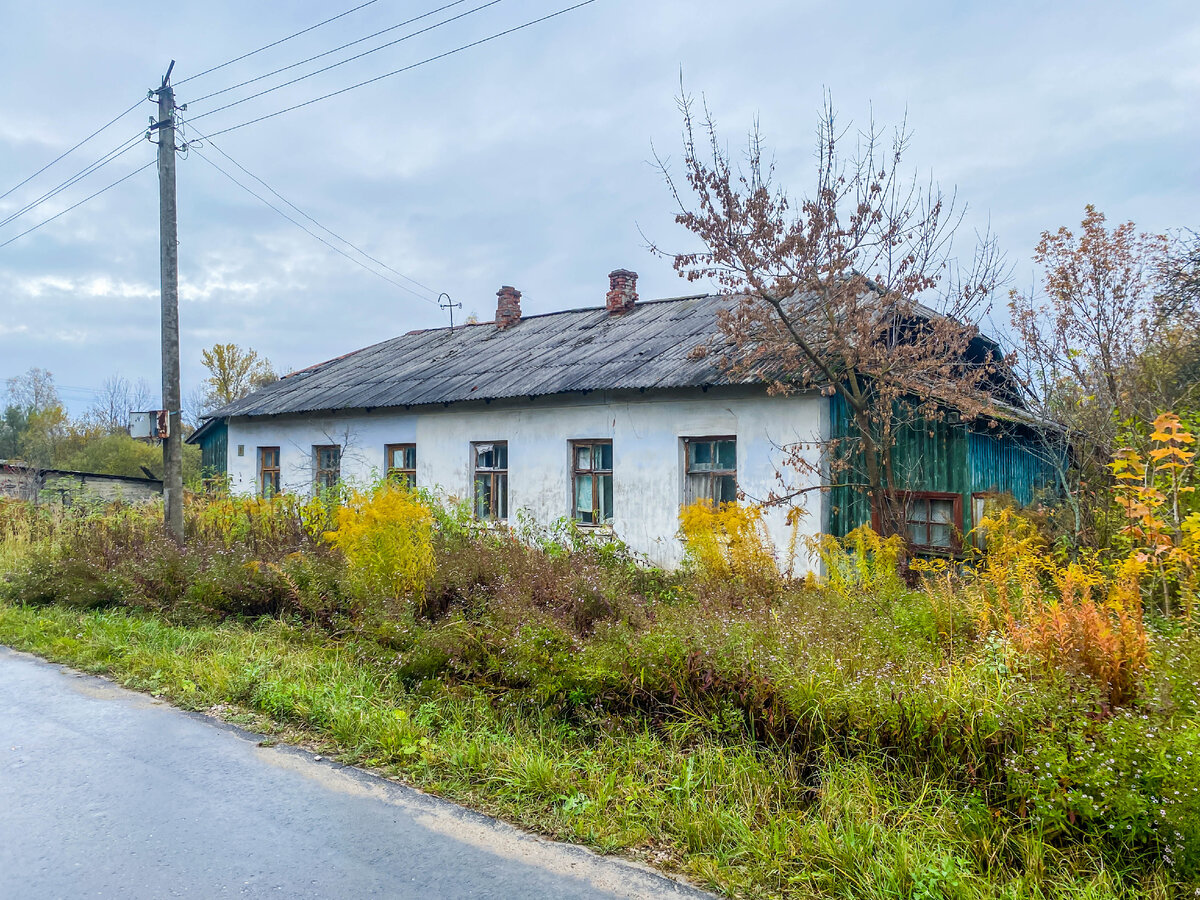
[1,0,1197,416]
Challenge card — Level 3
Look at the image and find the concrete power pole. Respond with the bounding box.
[153,62,184,539]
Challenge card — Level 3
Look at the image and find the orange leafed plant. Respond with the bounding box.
[965,508,1149,704]
[1112,412,1198,616]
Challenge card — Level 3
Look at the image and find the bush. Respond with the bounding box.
[963,508,1150,704]
[324,481,435,603]
[3,491,1200,890]
[678,500,777,591]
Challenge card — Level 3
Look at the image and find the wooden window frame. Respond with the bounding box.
[873,490,963,554]
[472,441,508,521]
[313,444,341,493]
[683,436,738,506]
[258,446,280,498]
[385,443,417,486]
[570,439,613,526]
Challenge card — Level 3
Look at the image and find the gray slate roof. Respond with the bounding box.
[212,294,744,419]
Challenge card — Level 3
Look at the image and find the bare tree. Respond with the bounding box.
[654,94,1008,535]
[5,367,60,413]
[3,368,66,467]
[182,383,214,430]
[84,373,154,434]
[1009,206,1174,545]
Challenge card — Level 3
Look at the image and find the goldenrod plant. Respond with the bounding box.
[324,480,435,602]
[678,500,777,587]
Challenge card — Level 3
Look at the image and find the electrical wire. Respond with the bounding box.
[189,126,439,299]
[189,144,439,304]
[187,0,503,121]
[192,0,597,139]
[187,0,473,106]
[0,131,146,230]
[0,97,144,203]
[0,160,154,250]
[175,0,381,87]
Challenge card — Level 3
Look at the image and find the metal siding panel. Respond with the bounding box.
[200,421,228,476]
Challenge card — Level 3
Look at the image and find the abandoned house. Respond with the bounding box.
[188,270,1058,569]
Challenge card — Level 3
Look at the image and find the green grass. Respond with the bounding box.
[0,601,1184,900]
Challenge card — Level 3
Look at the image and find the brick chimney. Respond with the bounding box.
[495,285,522,329]
[606,269,637,315]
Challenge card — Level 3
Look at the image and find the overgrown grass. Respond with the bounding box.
[2,603,1183,900]
[1,492,1198,898]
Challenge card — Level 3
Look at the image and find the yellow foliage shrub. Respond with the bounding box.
[678,500,777,585]
[967,508,1149,704]
[813,526,904,599]
[187,491,334,547]
[325,481,435,600]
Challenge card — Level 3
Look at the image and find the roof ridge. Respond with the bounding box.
[402,292,719,335]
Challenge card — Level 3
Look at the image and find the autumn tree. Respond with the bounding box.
[199,343,278,412]
[1008,206,1181,545]
[656,96,1008,535]
[1,367,67,467]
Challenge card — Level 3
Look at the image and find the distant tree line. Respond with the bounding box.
[1,343,278,483]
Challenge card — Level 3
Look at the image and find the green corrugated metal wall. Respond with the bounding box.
[199,421,228,477]
[826,392,1059,541]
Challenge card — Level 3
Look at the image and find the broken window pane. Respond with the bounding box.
[685,438,737,506]
[571,440,613,525]
[472,441,508,520]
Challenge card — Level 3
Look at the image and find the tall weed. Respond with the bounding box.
[325,481,435,603]
[678,500,777,592]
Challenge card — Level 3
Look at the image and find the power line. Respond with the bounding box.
[0,131,146,230]
[189,144,438,304]
[0,160,154,250]
[188,126,439,299]
[193,0,597,140]
[187,0,473,106]
[0,97,144,203]
[175,0,381,87]
[188,0,503,121]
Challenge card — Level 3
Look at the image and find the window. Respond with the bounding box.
[385,443,417,485]
[571,440,613,525]
[472,441,508,520]
[258,446,280,497]
[684,437,737,505]
[897,492,962,552]
[313,445,341,493]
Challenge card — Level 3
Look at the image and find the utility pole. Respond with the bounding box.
[152,62,184,539]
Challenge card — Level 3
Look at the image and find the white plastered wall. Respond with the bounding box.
[224,387,827,572]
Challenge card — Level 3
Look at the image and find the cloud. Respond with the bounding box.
[0,0,1195,409]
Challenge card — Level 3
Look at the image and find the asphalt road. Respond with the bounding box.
[0,647,711,899]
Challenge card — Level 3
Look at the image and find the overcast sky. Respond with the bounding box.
[1,0,1197,414]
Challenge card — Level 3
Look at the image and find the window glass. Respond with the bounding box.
[685,438,737,505]
[313,445,341,493]
[899,494,958,550]
[571,440,613,525]
[258,447,280,498]
[385,443,417,485]
[473,441,508,520]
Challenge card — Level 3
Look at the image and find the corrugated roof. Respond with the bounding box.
[212,294,745,419]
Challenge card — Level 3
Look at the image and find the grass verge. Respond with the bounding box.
[1,601,1183,900]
